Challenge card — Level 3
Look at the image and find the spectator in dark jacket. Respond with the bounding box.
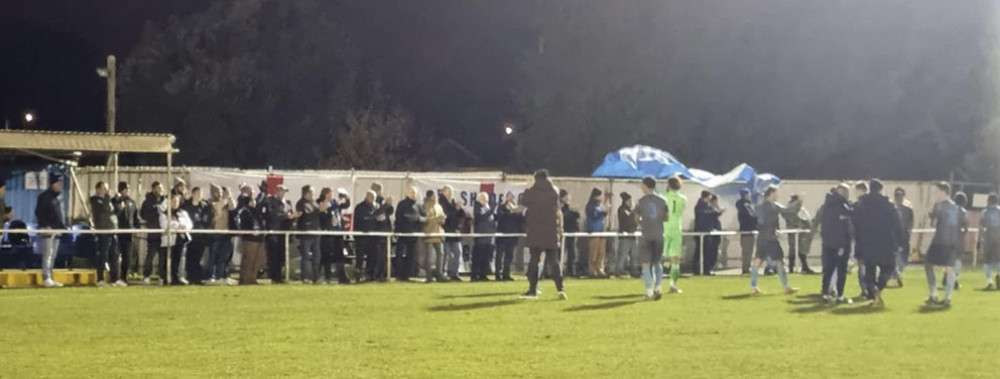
[296,185,321,284]
[701,194,725,275]
[319,188,351,284]
[496,192,523,281]
[891,187,914,287]
[736,188,757,274]
[693,191,721,275]
[815,183,853,302]
[585,188,610,278]
[852,179,905,306]
[182,187,213,285]
[90,181,118,286]
[369,194,394,282]
[560,189,582,277]
[260,184,295,284]
[394,186,424,281]
[520,170,566,300]
[353,191,378,283]
[439,186,465,281]
[472,192,497,281]
[35,173,66,287]
[615,192,638,278]
[141,181,166,285]
[235,184,265,285]
[112,182,138,286]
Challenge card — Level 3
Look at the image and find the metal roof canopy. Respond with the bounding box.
[0,129,179,259]
[0,130,177,154]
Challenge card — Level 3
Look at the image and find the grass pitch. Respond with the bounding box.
[1,270,998,378]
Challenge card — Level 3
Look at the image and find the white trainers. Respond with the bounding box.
[43,279,63,288]
[557,291,568,301]
[225,278,237,286]
[113,280,128,287]
[143,277,151,285]
[669,286,683,294]
[96,281,110,288]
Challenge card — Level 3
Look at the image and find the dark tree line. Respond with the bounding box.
[120,0,1000,181]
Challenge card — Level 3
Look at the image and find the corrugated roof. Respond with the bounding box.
[0,130,176,154]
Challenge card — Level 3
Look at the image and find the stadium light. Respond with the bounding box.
[24,113,34,123]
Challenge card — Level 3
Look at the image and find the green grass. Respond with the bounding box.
[1,270,999,378]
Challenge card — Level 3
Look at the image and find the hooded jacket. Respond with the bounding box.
[496,201,524,234]
[141,192,164,229]
[816,190,853,249]
[394,197,424,234]
[474,200,497,244]
[852,192,904,261]
[439,195,465,242]
[113,194,139,229]
[35,188,66,229]
[736,197,757,232]
[523,178,562,249]
[584,199,607,233]
[90,194,117,230]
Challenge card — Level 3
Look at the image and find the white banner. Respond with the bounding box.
[412,178,527,212]
[188,171,354,205]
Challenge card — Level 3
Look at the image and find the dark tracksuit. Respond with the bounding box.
[394,197,424,281]
[261,196,294,283]
[353,200,378,282]
[472,201,497,281]
[371,202,394,281]
[90,194,118,282]
[816,191,852,297]
[141,192,166,280]
[693,199,720,275]
[183,199,214,285]
[892,201,914,278]
[296,198,322,283]
[495,202,522,280]
[562,203,582,277]
[737,197,758,274]
[113,195,139,281]
[320,198,351,283]
[852,193,905,299]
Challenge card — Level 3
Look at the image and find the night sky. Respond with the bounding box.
[0,0,208,131]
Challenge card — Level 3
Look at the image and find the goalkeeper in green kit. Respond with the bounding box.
[663,176,687,294]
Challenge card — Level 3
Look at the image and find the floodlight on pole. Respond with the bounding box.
[24,113,34,123]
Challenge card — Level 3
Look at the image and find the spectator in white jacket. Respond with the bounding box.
[161,193,194,285]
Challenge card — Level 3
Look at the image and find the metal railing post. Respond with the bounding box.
[284,232,291,283]
[560,233,566,270]
[699,233,705,275]
[386,235,392,280]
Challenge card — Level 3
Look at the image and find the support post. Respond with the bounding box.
[386,235,392,280]
[699,234,705,276]
[165,151,173,283]
[284,233,291,283]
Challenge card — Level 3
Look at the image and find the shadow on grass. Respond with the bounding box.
[796,293,823,300]
[790,304,831,314]
[437,292,522,299]
[592,294,645,300]
[830,305,885,315]
[564,300,641,312]
[787,298,819,305]
[917,305,951,314]
[721,294,753,301]
[427,299,522,312]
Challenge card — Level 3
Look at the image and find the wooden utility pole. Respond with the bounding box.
[99,55,119,185]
